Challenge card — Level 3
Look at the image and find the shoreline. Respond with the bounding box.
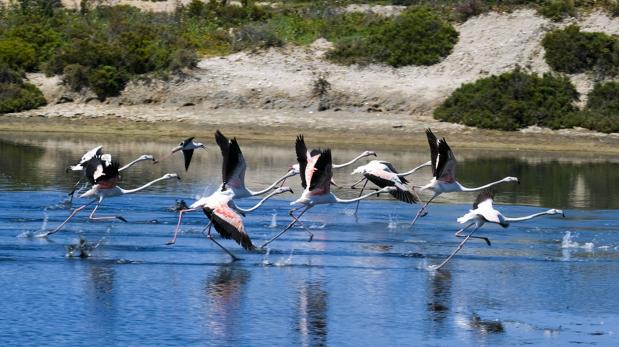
[3,111,619,155]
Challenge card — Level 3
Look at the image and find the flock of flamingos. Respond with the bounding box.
[36,129,565,270]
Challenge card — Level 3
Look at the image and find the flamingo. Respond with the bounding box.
[215,130,295,198]
[154,137,206,171]
[431,190,565,270]
[411,129,519,225]
[349,160,432,214]
[260,136,395,249]
[39,155,180,237]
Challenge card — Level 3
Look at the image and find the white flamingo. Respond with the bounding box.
[431,190,565,270]
[412,129,519,225]
[260,136,394,249]
[155,136,206,171]
[40,156,179,237]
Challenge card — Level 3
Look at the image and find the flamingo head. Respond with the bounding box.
[139,155,155,162]
[504,176,519,184]
[163,173,181,180]
[273,186,294,195]
[287,163,300,176]
[548,209,565,217]
[362,150,377,158]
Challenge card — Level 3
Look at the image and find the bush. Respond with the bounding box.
[62,64,89,92]
[587,81,619,115]
[327,7,459,67]
[455,0,486,21]
[542,25,619,75]
[434,68,579,130]
[0,38,38,71]
[231,23,283,52]
[0,65,46,114]
[87,65,128,99]
[538,0,577,21]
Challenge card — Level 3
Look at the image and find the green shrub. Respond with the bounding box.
[434,68,579,130]
[542,25,619,75]
[87,65,128,99]
[0,65,46,114]
[455,0,486,21]
[587,81,619,114]
[231,23,283,51]
[0,38,37,71]
[538,0,576,21]
[62,64,89,92]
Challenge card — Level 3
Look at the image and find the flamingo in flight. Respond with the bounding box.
[215,130,295,197]
[260,136,395,249]
[411,129,519,225]
[39,155,180,237]
[66,145,155,200]
[349,159,432,214]
[155,137,206,171]
[431,190,565,270]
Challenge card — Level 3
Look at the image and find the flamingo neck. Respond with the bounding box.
[235,189,284,213]
[247,171,295,196]
[335,187,390,203]
[119,155,152,172]
[458,178,509,192]
[333,153,368,169]
[119,175,171,195]
[399,161,432,177]
[504,211,555,222]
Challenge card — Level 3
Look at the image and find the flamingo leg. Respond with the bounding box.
[166,208,198,245]
[431,225,481,271]
[39,199,98,237]
[207,222,240,261]
[260,205,312,249]
[88,203,128,223]
[352,179,369,215]
[411,194,437,226]
[456,226,491,246]
[289,207,314,241]
[350,177,367,189]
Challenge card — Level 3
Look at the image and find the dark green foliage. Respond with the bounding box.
[542,25,619,75]
[87,65,128,100]
[62,64,89,92]
[434,69,579,130]
[538,0,576,21]
[587,81,619,115]
[455,0,486,21]
[327,7,458,67]
[231,23,283,52]
[0,65,46,114]
[0,38,37,71]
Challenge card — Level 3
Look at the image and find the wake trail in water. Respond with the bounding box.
[561,231,594,251]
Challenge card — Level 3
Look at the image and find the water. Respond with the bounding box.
[0,133,618,346]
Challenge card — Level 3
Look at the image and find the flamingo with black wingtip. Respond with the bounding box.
[155,137,206,171]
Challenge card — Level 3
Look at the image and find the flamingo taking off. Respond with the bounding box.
[431,190,565,270]
[155,137,206,171]
[260,135,395,249]
[411,129,519,225]
[40,155,180,237]
[66,146,154,200]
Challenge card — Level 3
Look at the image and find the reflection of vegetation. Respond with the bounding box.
[0,140,47,189]
[457,157,619,210]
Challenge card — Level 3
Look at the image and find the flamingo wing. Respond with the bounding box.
[295,135,309,189]
[182,137,195,147]
[435,138,457,182]
[364,170,417,204]
[203,205,256,251]
[472,191,508,227]
[425,129,439,177]
[215,130,246,189]
[85,157,119,185]
[473,190,495,209]
[309,149,332,194]
[182,149,194,171]
[378,161,408,184]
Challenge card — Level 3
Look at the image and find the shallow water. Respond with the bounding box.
[0,133,618,346]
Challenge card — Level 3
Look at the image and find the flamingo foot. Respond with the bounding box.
[116,216,128,222]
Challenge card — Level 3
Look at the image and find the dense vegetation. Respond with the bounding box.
[0,64,46,113]
[542,25,619,75]
[434,69,619,133]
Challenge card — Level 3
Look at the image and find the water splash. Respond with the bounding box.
[388,214,398,230]
[40,211,49,231]
[261,247,271,266]
[269,211,278,228]
[561,231,594,251]
[309,223,326,230]
[262,248,295,267]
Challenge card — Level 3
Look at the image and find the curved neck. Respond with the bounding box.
[119,175,171,195]
[458,178,508,192]
[399,161,432,177]
[335,187,389,204]
[504,211,554,222]
[333,153,368,169]
[236,189,283,213]
[248,171,295,196]
[119,156,151,172]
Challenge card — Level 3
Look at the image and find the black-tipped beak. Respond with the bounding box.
[289,188,294,194]
[176,175,182,180]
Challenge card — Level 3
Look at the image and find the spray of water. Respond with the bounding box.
[561,231,594,251]
[269,211,278,228]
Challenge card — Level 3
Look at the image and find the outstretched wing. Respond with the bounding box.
[182,137,195,147]
[295,135,308,189]
[182,149,194,171]
[215,130,246,189]
[378,160,408,184]
[473,190,495,209]
[364,168,417,204]
[435,138,456,182]
[204,206,256,251]
[425,129,439,177]
[309,149,332,194]
[85,157,119,185]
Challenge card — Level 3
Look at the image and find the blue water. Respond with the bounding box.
[0,134,618,346]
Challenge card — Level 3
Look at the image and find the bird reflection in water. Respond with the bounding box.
[85,262,117,338]
[424,270,452,338]
[468,313,505,334]
[296,281,328,347]
[203,265,250,340]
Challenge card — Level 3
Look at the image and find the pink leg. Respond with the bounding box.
[411,194,438,226]
[432,225,481,271]
[260,205,312,249]
[166,208,197,245]
[289,207,314,241]
[88,203,127,222]
[207,222,240,261]
[39,200,97,237]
